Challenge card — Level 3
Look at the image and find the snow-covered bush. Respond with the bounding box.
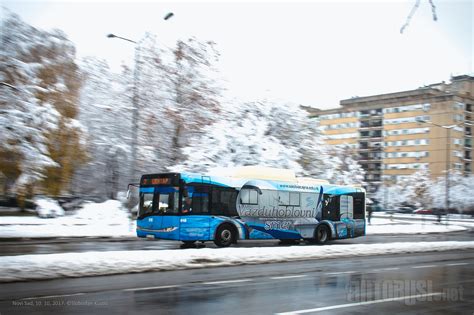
[34,197,65,218]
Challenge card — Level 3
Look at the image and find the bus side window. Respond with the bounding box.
[192,185,209,214]
[289,192,300,206]
[322,194,339,221]
[278,191,290,205]
[240,189,258,205]
[221,190,238,216]
[352,193,365,219]
[340,195,354,219]
[239,189,249,204]
[212,188,239,216]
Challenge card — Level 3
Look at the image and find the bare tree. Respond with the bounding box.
[400,0,438,34]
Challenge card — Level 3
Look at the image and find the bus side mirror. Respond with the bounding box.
[127,183,139,200]
[126,185,131,200]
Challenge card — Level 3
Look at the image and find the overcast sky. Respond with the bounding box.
[2,0,472,109]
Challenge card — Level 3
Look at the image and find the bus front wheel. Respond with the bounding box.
[315,225,329,244]
[214,224,235,247]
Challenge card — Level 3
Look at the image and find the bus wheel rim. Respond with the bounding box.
[319,229,326,242]
[221,230,231,242]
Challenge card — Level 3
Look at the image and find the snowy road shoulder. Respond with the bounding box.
[0,215,468,240]
[0,200,136,239]
[366,218,467,234]
[1,241,473,283]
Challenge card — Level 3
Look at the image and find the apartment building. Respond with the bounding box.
[309,75,473,195]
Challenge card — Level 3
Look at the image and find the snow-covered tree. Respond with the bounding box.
[375,170,432,209]
[399,169,432,208]
[0,12,87,197]
[120,35,223,177]
[172,100,302,173]
[326,144,366,186]
[374,184,406,209]
[0,80,60,194]
[172,99,362,184]
[430,171,474,212]
[153,38,222,163]
[452,174,474,213]
[73,57,132,198]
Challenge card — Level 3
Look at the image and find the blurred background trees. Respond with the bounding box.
[0,12,86,203]
[1,11,471,213]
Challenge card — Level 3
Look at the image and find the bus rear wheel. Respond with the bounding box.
[315,225,329,244]
[214,224,235,247]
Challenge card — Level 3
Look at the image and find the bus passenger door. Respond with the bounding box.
[180,185,211,241]
[352,192,366,236]
[340,195,354,238]
[151,186,179,240]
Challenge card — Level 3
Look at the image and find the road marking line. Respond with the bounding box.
[275,292,442,314]
[21,293,85,300]
[325,271,356,275]
[271,275,308,280]
[372,267,400,272]
[412,265,437,269]
[123,285,181,292]
[446,262,469,267]
[202,279,252,285]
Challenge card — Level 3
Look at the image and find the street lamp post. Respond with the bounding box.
[106,11,173,184]
[107,33,141,185]
[417,119,457,225]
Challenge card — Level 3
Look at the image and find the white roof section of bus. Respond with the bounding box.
[223,166,364,193]
[183,166,364,193]
[296,177,329,185]
[220,166,329,184]
[225,166,297,182]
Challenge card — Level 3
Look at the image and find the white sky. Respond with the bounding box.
[2,0,473,109]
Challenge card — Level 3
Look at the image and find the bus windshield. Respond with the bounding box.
[138,186,179,218]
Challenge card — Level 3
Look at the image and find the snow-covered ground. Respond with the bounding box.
[0,201,471,282]
[373,212,474,224]
[0,241,473,282]
[0,200,136,238]
[366,217,468,234]
[0,200,469,238]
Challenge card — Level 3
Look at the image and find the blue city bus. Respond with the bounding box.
[134,168,366,247]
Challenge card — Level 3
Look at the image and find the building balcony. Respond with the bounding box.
[359,125,383,130]
[365,180,382,184]
[360,133,383,138]
[368,137,384,142]
[359,158,383,163]
[359,115,383,121]
[366,170,383,175]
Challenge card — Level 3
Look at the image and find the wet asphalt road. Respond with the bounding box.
[0,250,473,314]
[0,228,473,256]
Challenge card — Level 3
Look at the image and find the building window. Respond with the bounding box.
[454,102,465,110]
